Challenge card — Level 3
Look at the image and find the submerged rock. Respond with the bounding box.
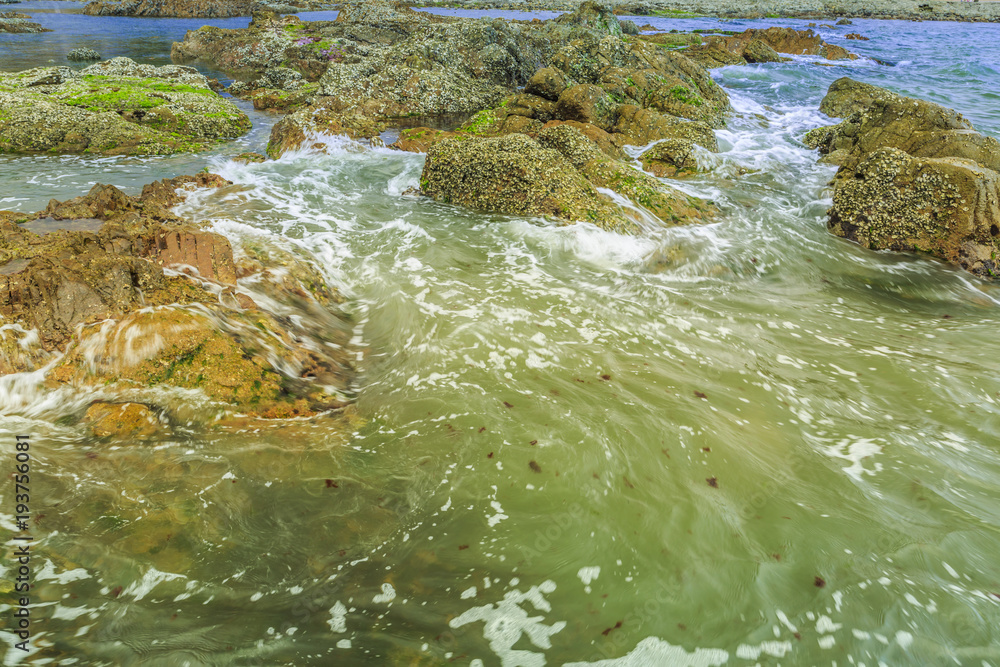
[0,58,251,155]
[85,402,161,438]
[809,77,1000,279]
[0,176,356,418]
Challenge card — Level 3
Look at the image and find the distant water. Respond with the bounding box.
[2,6,1000,666]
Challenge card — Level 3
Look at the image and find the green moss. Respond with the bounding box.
[670,85,703,106]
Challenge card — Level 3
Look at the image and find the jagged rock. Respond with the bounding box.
[67,47,102,61]
[1,177,355,417]
[809,78,1000,280]
[686,26,857,66]
[845,33,869,40]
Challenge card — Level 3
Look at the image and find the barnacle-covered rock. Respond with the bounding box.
[811,78,1000,279]
[419,128,714,234]
[0,58,250,155]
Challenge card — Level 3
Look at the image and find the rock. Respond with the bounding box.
[419,129,714,233]
[524,66,569,102]
[266,103,385,158]
[0,12,50,33]
[639,138,701,177]
[1,177,356,417]
[809,78,1000,279]
[612,105,718,150]
[537,125,714,225]
[85,402,160,438]
[620,19,639,36]
[67,47,102,61]
[556,84,619,129]
[84,0,251,17]
[552,0,622,36]
[421,133,638,232]
[845,33,870,40]
[828,148,1000,279]
[807,78,1000,174]
[687,27,858,66]
[154,229,238,285]
[233,151,267,164]
[836,18,853,25]
[743,39,783,64]
[0,58,250,155]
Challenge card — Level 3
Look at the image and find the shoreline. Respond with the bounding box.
[411,0,1000,22]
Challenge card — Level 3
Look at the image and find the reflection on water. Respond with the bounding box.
[2,6,1000,667]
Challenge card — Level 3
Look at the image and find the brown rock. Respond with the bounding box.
[555,84,619,130]
[85,402,160,438]
[524,67,570,102]
[639,139,701,178]
[154,228,237,285]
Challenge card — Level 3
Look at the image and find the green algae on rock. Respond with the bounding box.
[808,78,1000,280]
[0,58,250,155]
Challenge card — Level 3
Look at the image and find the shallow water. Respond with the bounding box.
[2,7,1000,667]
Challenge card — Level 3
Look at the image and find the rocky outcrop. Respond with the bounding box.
[386,16,727,166]
[0,11,50,33]
[684,27,856,67]
[84,0,251,17]
[807,78,1000,279]
[419,126,714,233]
[0,176,355,417]
[0,58,250,155]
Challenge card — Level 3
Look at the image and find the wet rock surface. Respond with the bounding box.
[684,27,857,67]
[808,77,1000,279]
[0,175,356,417]
[419,125,715,233]
[0,58,251,155]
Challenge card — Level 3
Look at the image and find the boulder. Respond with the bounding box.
[845,33,869,40]
[808,78,1000,279]
[420,133,637,233]
[419,129,714,233]
[828,148,1000,279]
[524,67,570,102]
[639,138,702,177]
[67,47,102,61]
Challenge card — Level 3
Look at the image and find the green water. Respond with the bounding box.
[2,9,1000,667]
